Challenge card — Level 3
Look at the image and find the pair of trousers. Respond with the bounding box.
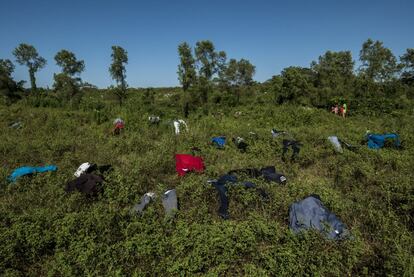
[282,140,301,160]
[228,166,287,184]
[132,189,178,216]
[212,174,268,219]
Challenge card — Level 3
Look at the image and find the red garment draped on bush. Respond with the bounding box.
[114,122,125,130]
[175,154,205,176]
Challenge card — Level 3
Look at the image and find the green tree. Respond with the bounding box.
[222,58,255,103]
[0,59,14,77]
[311,50,355,105]
[53,50,85,101]
[359,39,398,82]
[400,48,414,85]
[55,50,85,76]
[235,59,256,86]
[109,46,128,105]
[278,67,314,105]
[311,50,354,88]
[53,74,79,101]
[177,42,197,92]
[13,43,46,92]
[193,41,226,113]
[0,59,23,102]
[195,40,217,80]
[261,75,283,104]
[216,50,227,83]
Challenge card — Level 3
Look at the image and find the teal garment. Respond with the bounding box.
[367,133,400,149]
[8,165,58,182]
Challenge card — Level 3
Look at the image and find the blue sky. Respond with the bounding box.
[1,0,413,88]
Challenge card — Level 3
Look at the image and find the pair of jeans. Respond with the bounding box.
[228,166,287,184]
[212,174,268,219]
[282,140,301,161]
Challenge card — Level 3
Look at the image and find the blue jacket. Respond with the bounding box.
[8,165,58,182]
[289,195,349,240]
[367,133,400,149]
[212,136,226,148]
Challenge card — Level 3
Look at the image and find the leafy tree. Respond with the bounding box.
[278,67,314,105]
[216,51,227,83]
[223,59,238,86]
[53,50,85,101]
[0,59,14,77]
[400,48,414,85]
[311,51,354,89]
[13,43,46,92]
[0,59,23,102]
[359,39,398,82]
[193,41,227,114]
[235,59,256,86]
[310,51,355,105]
[262,75,283,103]
[109,46,128,105]
[53,73,80,101]
[177,42,197,92]
[195,40,217,80]
[222,58,256,103]
[55,50,85,76]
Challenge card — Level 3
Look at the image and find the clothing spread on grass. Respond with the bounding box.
[233,137,248,152]
[113,118,125,128]
[74,163,92,177]
[228,166,287,184]
[366,133,400,149]
[289,195,349,240]
[113,118,125,135]
[132,192,156,213]
[148,116,160,124]
[162,189,178,216]
[175,154,205,176]
[173,119,188,135]
[8,165,58,182]
[9,122,23,129]
[211,136,226,148]
[271,129,286,138]
[131,189,178,217]
[209,174,269,219]
[209,166,285,219]
[282,140,301,161]
[328,136,356,153]
[65,174,104,196]
[328,136,343,153]
[74,163,112,177]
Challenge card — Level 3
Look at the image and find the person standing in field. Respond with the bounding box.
[342,103,347,118]
[331,104,338,115]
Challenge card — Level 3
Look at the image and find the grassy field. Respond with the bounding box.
[0,91,413,276]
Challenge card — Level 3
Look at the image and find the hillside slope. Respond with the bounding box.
[0,98,413,276]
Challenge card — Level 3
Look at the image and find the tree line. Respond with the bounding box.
[263,39,414,112]
[0,44,128,105]
[1,39,413,114]
[177,40,255,115]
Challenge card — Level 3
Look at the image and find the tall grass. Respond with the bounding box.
[0,90,413,275]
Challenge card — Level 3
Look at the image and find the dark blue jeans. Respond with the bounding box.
[212,174,267,219]
[228,166,287,184]
[282,140,301,161]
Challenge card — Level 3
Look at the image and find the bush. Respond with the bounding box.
[0,89,413,275]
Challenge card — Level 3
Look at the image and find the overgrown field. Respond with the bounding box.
[0,91,413,276]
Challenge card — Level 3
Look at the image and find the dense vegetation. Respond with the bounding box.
[0,39,413,275]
